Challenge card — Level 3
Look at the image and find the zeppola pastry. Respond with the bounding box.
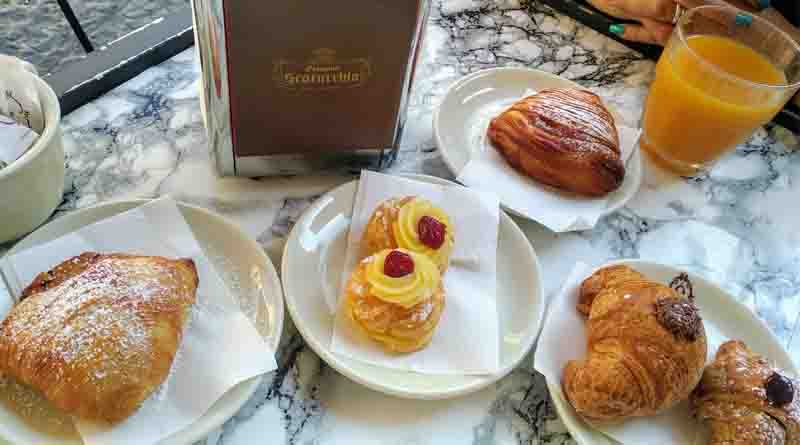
[361,196,455,272]
[487,88,625,197]
[0,252,198,423]
[343,248,444,353]
[562,265,707,422]
[692,340,800,445]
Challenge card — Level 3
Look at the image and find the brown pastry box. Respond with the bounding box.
[191,0,430,176]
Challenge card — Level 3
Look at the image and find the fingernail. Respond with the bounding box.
[735,12,753,26]
[758,0,770,10]
[609,24,625,35]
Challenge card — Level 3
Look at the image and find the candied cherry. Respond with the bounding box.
[384,250,415,277]
[418,216,446,249]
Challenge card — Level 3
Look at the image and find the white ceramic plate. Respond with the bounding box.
[548,259,798,445]
[434,67,642,222]
[282,174,545,399]
[2,199,284,445]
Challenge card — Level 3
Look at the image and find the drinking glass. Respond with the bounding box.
[641,5,800,174]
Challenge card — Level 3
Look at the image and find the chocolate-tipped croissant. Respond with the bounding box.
[692,340,800,445]
[563,265,707,422]
[487,88,624,197]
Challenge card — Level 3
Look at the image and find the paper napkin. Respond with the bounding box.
[0,198,276,445]
[456,92,641,232]
[0,55,43,170]
[534,262,728,445]
[0,114,38,170]
[331,171,501,375]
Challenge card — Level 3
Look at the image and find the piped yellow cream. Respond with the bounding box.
[392,198,454,269]
[365,249,440,308]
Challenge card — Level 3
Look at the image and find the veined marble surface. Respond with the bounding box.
[5,0,800,444]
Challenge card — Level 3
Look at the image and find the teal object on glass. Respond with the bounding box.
[735,12,754,26]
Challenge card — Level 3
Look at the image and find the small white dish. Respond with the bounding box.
[547,259,798,445]
[0,64,64,243]
[433,67,642,222]
[282,174,545,399]
[3,199,284,445]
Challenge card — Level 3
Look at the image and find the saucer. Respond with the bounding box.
[434,67,642,225]
[281,174,545,399]
[545,259,797,445]
[3,200,284,445]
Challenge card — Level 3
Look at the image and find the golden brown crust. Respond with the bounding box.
[0,252,198,423]
[361,197,414,259]
[487,88,624,197]
[577,264,645,317]
[20,252,102,301]
[343,258,444,353]
[692,340,800,445]
[563,265,707,422]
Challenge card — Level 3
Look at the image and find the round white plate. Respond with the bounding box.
[3,199,284,445]
[433,67,642,222]
[282,174,545,399]
[547,259,798,445]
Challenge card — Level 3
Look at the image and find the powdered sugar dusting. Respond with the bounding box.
[0,255,195,408]
[411,300,434,322]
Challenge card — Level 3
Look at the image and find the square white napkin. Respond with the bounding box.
[330,171,500,375]
[0,198,276,445]
[534,262,728,445]
[0,114,38,169]
[457,114,641,232]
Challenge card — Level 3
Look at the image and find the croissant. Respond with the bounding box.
[343,249,444,353]
[361,196,455,273]
[692,340,800,445]
[0,252,198,423]
[562,265,707,422]
[487,88,624,197]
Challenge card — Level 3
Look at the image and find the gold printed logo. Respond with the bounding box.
[273,48,372,91]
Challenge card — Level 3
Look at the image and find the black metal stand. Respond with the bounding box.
[55,0,94,53]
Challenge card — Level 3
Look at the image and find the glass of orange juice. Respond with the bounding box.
[641,5,800,174]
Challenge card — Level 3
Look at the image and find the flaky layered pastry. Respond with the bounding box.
[0,252,198,423]
[488,88,624,197]
[563,265,707,422]
[692,340,800,445]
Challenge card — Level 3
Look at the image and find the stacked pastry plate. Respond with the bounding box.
[535,259,798,445]
[281,174,546,398]
[0,200,284,445]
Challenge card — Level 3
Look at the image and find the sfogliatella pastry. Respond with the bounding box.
[563,265,707,422]
[0,252,198,423]
[343,248,444,353]
[361,196,455,272]
[692,340,800,445]
[487,88,624,197]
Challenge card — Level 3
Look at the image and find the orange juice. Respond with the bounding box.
[642,34,788,172]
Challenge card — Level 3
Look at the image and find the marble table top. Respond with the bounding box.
[6,0,800,443]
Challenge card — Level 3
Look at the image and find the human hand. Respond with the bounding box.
[589,0,771,45]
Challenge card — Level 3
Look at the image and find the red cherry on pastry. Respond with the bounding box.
[418,216,446,249]
[384,250,415,277]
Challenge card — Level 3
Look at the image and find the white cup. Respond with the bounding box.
[0,72,65,243]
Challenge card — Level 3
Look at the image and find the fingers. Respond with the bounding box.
[610,19,674,45]
[676,0,768,12]
[604,0,676,22]
[674,0,710,10]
